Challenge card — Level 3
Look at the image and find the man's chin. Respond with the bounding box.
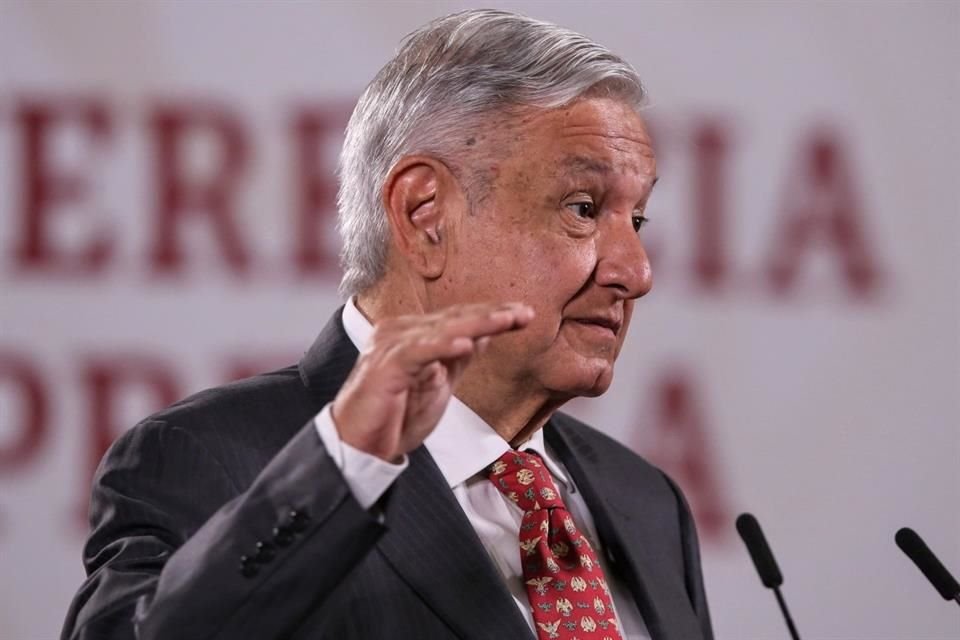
[574,375,613,398]
[548,360,615,398]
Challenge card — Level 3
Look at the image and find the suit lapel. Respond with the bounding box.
[377,446,532,640]
[546,419,705,640]
[300,310,531,640]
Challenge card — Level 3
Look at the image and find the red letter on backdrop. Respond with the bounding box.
[691,121,731,291]
[148,104,250,275]
[291,106,351,277]
[767,129,882,297]
[78,356,180,523]
[0,352,48,473]
[12,98,113,275]
[638,369,730,543]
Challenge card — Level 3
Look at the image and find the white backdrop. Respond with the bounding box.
[1,2,958,639]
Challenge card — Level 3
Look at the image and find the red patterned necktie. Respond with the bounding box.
[487,449,624,640]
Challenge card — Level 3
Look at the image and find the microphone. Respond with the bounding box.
[736,513,801,640]
[895,527,960,608]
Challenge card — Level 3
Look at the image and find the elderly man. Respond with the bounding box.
[62,9,712,640]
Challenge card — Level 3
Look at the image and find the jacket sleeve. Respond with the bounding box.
[61,418,386,640]
[662,473,714,640]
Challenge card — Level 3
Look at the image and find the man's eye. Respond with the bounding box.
[632,215,649,232]
[567,202,596,219]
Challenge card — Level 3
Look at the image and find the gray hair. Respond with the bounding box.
[336,9,645,297]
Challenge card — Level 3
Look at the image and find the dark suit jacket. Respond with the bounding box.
[62,310,713,640]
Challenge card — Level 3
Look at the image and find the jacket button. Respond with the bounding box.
[240,557,259,578]
[289,509,310,532]
[254,541,275,563]
[273,526,294,547]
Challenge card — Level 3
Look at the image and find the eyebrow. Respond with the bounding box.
[559,156,659,188]
[560,155,612,175]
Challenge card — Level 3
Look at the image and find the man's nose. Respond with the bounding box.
[593,218,652,299]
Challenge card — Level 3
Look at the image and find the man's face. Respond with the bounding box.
[444,97,657,400]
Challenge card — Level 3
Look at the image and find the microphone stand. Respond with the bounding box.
[773,587,801,640]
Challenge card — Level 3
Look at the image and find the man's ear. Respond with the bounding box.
[382,155,461,279]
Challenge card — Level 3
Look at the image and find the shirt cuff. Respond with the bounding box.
[314,403,408,510]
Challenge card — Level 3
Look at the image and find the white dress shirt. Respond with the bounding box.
[314,298,650,639]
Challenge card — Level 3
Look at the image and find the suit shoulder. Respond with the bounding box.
[550,411,650,461]
[147,364,317,434]
[99,365,323,490]
[548,411,696,522]
[107,365,318,470]
[549,411,671,485]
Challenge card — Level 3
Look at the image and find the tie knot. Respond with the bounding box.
[487,450,564,512]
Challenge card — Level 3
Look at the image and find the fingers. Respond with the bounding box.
[436,302,535,340]
[378,302,534,341]
[386,332,479,376]
[377,303,534,374]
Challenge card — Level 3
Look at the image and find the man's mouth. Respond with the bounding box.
[568,314,622,338]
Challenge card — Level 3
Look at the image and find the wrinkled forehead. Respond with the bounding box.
[552,153,658,185]
[511,98,655,173]
[450,98,656,202]
[520,107,657,192]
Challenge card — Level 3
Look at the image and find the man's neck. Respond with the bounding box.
[355,272,428,320]
[454,372,570,447]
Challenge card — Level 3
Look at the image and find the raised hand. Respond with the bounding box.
[331,302,534,462]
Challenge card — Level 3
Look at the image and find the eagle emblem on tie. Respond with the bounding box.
[526,577,553,596]
[520,537,541,556]
[536,620,561,638]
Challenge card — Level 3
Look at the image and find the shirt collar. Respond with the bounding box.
[339,297,570,490]
[425,403,573,491]
[341,296,374,353]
